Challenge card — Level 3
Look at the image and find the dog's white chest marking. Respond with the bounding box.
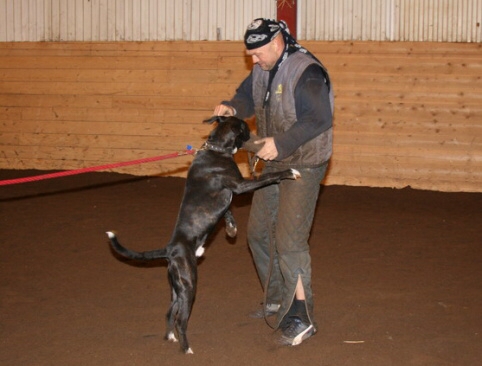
[195,246,205,257]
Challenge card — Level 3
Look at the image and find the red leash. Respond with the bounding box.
[0,147,196,186]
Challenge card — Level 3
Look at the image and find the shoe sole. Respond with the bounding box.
[282,324,315,346]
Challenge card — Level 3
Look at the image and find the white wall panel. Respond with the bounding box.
[0,0,480,42]
[298,0,482,42]
[0,0,276,42]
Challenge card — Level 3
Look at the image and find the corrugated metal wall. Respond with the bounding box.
[0,0,277,42]
[1,0,481,42]
[299,0,482,42]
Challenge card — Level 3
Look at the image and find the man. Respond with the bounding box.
[213,18,333,346]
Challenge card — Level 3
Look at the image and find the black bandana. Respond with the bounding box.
[244,18,282,50]
[244,18,327,108]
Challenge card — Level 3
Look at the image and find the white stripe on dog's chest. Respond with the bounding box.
[195,246,205,257]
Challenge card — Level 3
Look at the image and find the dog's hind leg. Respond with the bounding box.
[165,286,194,355]
[224,210,237,238]
[167,257,197,354]
[165,289,179,343]
[175,293,195,354]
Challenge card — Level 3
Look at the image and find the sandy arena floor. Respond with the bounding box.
[1,169,481,365]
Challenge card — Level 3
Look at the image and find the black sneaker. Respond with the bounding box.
[280,316,316,346]
[249,303,280,318]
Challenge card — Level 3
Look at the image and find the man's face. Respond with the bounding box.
[246,40,280,71]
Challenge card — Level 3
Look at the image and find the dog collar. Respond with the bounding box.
[200,142,237,155]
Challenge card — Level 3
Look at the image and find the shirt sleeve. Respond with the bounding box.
[221,72,255,120]
[274,64,333,161]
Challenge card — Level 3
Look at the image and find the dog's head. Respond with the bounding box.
[203,116,250,153]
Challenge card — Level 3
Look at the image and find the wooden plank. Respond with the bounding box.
[0,107,22,120]
[111,96,222,110]
[0,155,198,177]
[336,89,481,105]
[0,56,220,70]
[0,95,114,108]
[0,40,247,55]
[0,68,249,84]
[0,47,248,58]
[333,73,482,85]
[0,132,207,151]
[303,41,482,56]
[334,103,482,125]
[332,74,482,92]
[332,146,482,164]
[323,56,482,76]
[0,120,214,137]
[324,175,482,193]
[0,144,250,168]
[0,81,238,97]
[8,107,212,124]
[334,132,481,150]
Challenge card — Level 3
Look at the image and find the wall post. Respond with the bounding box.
[277,0,297,38]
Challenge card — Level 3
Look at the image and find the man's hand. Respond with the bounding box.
[213,104,235,116]
[255,137,278,161]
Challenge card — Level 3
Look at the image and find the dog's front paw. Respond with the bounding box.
[290,169,301,179]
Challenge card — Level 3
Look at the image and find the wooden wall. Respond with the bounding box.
[0,41,481,192]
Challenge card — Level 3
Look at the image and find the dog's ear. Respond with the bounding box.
[203,116,227,124]
[239,122,250,142]
[232,120,251,149]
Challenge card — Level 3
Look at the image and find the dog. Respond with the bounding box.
[106,116,300,354]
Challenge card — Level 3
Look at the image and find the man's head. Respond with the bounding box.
[244,18,285,71]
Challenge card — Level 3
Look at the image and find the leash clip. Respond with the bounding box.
[248,153,260,178]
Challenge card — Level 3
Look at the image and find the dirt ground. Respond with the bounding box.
[1,169,481,366]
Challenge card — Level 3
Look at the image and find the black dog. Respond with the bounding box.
[106,116,300,354]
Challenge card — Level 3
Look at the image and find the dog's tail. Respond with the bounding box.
[106,231,168,261]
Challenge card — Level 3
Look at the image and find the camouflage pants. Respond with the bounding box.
[247,163,328,328]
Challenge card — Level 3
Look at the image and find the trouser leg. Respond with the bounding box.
[247,181,283,306]
[275,166,325,327]
[247,164,327,328]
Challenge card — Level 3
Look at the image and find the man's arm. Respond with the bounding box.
[273,64,332,160]
[219,71,255,120]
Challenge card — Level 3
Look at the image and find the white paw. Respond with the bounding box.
[195,246,205,257]
[225,224,237,238]
[167,332,178,342]
[186,348,194,354]
[106,231,115,239]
